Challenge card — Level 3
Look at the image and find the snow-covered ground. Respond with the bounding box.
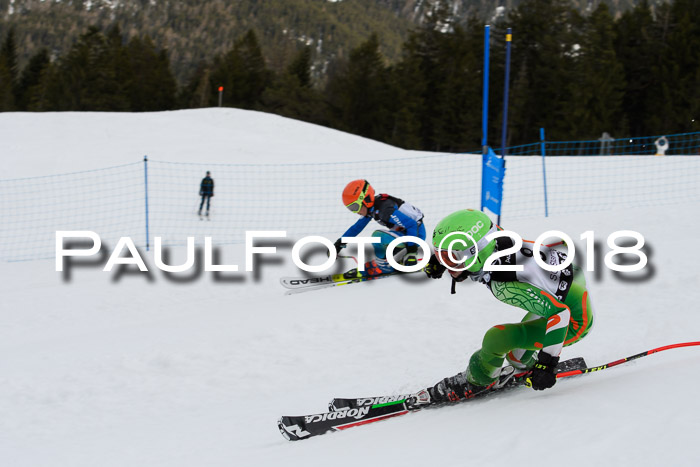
[0,109,410,178]
[1,109,699,467]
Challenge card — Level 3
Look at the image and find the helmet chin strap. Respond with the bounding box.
[447,263,473,294]
[450,268,491,295]
[448,240,494,294]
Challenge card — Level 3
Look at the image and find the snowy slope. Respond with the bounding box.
[1,109,700,467]
[0,108,411,179]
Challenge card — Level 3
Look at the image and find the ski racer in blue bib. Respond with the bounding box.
[334,179,426,277]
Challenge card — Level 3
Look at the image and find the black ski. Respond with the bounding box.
[278,368,521,441]
[278,358,586,441]
[278,402,410,441]
[328,357,587,411]
[279,341,700,441]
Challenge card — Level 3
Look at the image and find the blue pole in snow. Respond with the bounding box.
[540,129,549,217]
[480,25,491,213]
[144,155,150,251]
[500,28,512,158]
[482,25,490,154]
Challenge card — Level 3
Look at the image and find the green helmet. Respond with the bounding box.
[432,209,497,272]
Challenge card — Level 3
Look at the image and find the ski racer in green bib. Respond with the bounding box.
[419,209,594,402]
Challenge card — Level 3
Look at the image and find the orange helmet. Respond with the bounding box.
[342,179,375,213]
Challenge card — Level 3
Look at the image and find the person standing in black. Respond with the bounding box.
[198,171,214,216]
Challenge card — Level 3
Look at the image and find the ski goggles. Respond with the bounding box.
[435,248,469,268]
[345,181,370,213]
[434,225,497,271]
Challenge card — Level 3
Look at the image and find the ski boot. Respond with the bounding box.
[401,244,419,267]
[406,366,516,409]
[343,258,395,280]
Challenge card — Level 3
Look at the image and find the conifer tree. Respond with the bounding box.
[0,59,14,111]
[385,56,424,149]
[506,0,579,144]
[16,48,50,111]
[210,30,272,109]
[26,61,58,111]
[432,20,483,151]
[614,0,659,136]
[658,0,700,133]
[125,36,177,111]
[287,46,312,88]
[395,6,485,151]
[398,7,451,150]
[180,62,212,109]
[0,27,18,111]
[261,46,326,124]
[568,3,626,139]
[324,33,392,141]
[52,26,129,111]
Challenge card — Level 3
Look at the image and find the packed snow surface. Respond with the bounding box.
[1,109,699,467]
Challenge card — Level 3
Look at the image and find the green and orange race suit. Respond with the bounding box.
[465,236,594,387]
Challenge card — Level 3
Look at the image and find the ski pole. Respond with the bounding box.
[338,253,358,264]
[556,341,700,379]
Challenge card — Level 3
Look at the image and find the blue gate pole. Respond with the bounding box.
[480,24,491,212]
[500,28,512,158]
[540,129,549,217]
[144,155,150,251]
[496,27,512,227]
[482,24,490,155]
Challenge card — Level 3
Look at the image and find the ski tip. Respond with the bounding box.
[277,417,296,441]
[277,417,310,441]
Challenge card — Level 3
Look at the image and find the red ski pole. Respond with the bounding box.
[557,341,700,379]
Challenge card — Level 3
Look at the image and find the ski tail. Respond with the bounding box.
[281,270,420,295]
[280,274,339,289]
[278,403,409,441]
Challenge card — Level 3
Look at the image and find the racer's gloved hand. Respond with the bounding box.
[528,352,560,391]
[331,238,346,256]
[424,254,446,279]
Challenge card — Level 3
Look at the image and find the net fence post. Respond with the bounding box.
[540,128,549,217]
[144,155,150,251]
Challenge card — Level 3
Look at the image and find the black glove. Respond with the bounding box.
[330,238,346,257]
[402,244,419,266]
[452,269,473,282]
[424,254,446,279]
[528,352,560,391]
